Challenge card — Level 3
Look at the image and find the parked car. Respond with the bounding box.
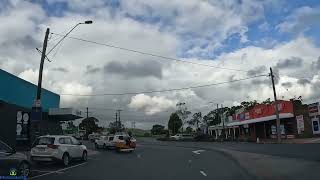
[94,136,115,149]
[0,140,30,177]
[30,135,88,166]
[88,134,100,142]
[170,134,194,140]
[113,134,136,152]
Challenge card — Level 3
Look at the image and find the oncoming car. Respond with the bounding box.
[113,135,136,152]
[30,135,88,166]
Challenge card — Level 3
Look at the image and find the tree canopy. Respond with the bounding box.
[168,112,182,134]
[79,117,100,135]
[151,124,165,135]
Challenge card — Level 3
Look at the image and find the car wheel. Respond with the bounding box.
[82,151,88,162]
[103,144,107,149]
[18,161,30,177]
[62,153,70,166]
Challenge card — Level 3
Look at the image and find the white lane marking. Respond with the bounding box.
[200,170,207,177]
[192,150,205,155]
[29,162,87,179]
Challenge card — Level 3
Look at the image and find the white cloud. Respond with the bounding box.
[1,0,320,129]
[277,6,320,34]
[128,94,176,115]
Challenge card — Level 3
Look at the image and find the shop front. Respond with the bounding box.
[309,102,320,135]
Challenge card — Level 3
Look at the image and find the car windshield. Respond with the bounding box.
[0,140,12,153]
[3,1,320,179]
[34,137,55,146]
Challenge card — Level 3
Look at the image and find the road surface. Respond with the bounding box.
[26,138,320,180]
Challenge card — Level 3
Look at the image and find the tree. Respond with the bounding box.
[240,100,258,110]
[168,112,182,134]
[188,112,202,128]
[151,124,165,135]
[108,121,124,134]
[185,126,193,134]
[176,102,191,132]
[79,117,100,135]
[262,98,272,105]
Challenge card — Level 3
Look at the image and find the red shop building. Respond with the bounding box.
[226,100,313,141]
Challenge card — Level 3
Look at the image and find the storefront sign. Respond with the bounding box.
[16,111,30,140]
[308,102,319,117]
[296,115,305,134]
[233,101,294,121]
[312,118,320,134]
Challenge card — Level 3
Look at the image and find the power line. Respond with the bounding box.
[51,32,250,73]
[60,74,267,96]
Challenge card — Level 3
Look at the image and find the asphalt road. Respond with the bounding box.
[25,139,320,180]
[28,140,253,180]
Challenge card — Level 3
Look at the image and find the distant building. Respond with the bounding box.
[0,69,82,148]
[208,100,313,141]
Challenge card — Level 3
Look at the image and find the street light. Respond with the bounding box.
[47,20,93,55]
[31,21,93,136]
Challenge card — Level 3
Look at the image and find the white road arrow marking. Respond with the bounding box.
[192,149,205,155]
[200,170,207,177]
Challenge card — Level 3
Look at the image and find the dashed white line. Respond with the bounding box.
[29,162,87,179]
[200,170,207,177]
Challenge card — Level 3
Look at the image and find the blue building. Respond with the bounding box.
[0,69,60,111]
[0,69,82,148]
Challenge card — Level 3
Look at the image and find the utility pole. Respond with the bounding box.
[270,67,281,143]
[86,107,89,118]
[36,28,50,103]
[116,109,122,131]
[221,104,225,139]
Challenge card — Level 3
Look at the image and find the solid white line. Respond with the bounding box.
[29,162,87,179]
[200,171,207,177]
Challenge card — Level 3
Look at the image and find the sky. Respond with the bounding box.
[1,0,320,129]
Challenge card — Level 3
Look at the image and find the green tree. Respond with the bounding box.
[151,124,165,135]
[262,98,272,105]
[176,102,191,132]
[185,126,193,134]
[79,117,99,135]
[108,121,124,134]
[168,112,182,134]
[188,112,202,128]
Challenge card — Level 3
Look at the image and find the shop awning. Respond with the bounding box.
[227,113,294,127]
[49,108,83,121]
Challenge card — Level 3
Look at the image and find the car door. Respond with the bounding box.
[70,137,82,158]
[62,137,77,158]
[0,141,16,176]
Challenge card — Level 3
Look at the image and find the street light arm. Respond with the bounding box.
[47,23,82,55]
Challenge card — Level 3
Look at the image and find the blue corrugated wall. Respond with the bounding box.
[0,69,60,111]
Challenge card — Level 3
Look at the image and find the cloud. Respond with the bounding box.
[297,79,311,86]
[276,57,303,69]
[85,65,101,74]
[128,94,176,115]
[281,82,293,88]
[51,67,68,73]
[277,6,320,34]
[247,65,267,76]
[104,60,163,79]
[311,56,320,69]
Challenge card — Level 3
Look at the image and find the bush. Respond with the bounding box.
[143,132,151,137]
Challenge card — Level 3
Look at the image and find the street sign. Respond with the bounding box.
[33,99,41,108]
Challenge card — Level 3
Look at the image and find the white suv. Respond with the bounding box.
[30,135,88,166]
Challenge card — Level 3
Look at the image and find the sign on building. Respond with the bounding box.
[296,115,305,134]
[308,102,319,117]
